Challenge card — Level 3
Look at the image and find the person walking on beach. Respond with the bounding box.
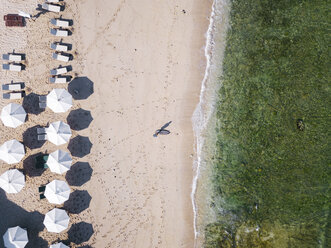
[153,121,172,137]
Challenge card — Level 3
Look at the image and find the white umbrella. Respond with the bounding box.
[46,89,72,113]
[46,121,72,146]
[0,169,25,194]
[50,243,69,248]
[0,139,25,164]
[46,150,72,174]
[45,180,70,204]
[0,103,26,128]
[43,208,69,233]
[3,226,28,248]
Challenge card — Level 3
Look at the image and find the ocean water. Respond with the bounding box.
[192,0,330,247]
[191,0,231,247]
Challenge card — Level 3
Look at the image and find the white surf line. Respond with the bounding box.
[191,0,217,244]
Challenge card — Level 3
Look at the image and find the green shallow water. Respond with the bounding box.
[204,0,330,247]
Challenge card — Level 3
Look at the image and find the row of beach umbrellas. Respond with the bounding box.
[1,88,72,128]
[4,226,69,248]
[0,140,71,167]
[1,3,74,248]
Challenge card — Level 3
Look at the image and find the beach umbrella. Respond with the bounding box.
[46,150,72,174]
[43,208,69,233]
[47,89,72,113]
[3,226,28,248]
[46,121,72,146]
[0,139,25,164]
[0,169,25,194]
[45,180,70,204]
[0,103,26,128]
[49,242,69,248]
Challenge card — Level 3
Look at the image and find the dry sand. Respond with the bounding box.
[0,0,212,247]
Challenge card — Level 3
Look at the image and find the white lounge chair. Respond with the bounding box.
[2,83,23,91]
[47,0,62,3]
[50,43,69,52]
[2,54,24,62]
[3,92,24,99]
[50,67,68,75]
[42,3,61,12]
[50,18,70,27]
[50,29,69,37]
[37,127,47,134]
[38,134,48,141]
[2,64,22,72]
[52,53,70,62]
[49,76,69,84]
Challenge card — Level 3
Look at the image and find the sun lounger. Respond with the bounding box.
[37,127,47,134]
[39,102,47,109]
[49,76,69,84]
[50,28,69,37]
[50,43,69,52]
[39,193,46,200]
[39,95,47,102]
[50,66,68,75]
[50,18,70,27]
[2,54,24,62]
[38,185,46,192]
[52,53,70,62]
[42,3,61,12]
[47,0,62,3]
[38,134,47,141]
[3,92,23,99]
[2,83,23,91]
[2,64,22,71]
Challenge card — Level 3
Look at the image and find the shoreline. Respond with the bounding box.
[192,0,231,246]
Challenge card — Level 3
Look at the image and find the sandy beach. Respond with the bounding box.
[0,0,212,247]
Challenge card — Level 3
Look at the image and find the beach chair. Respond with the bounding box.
[39,193,46,200]
[52,53,70,62]
[39,95,47,103]
[2,64,22,71]
[47,0,62,3]
[50,28,69,37]
[50,43,69,52]
[2,54,24,62]
[2,83,23,91]
[50,18,70,27]
[50,66,68,75]
[42,3,61,13]
[38,185,46,192]
[39,95,47,109]
[38,134,47,141]
[3,92,24,99]
[49,76,69,84]
[37,127,47,134]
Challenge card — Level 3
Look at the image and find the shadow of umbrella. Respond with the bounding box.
[68,77,94,100]
[22,93,44,115]
[0,190,48,248]
[65,162,92,186]
[66,108,93,131]
[23,153,46,177]
[67,222,94,245]
[22,125,46,149]
[67,136,92,158]
[63,190,91,214]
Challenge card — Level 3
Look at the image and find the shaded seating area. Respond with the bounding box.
[35,154,49,169]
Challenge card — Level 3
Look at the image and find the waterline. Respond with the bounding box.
[191,0,231,246]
